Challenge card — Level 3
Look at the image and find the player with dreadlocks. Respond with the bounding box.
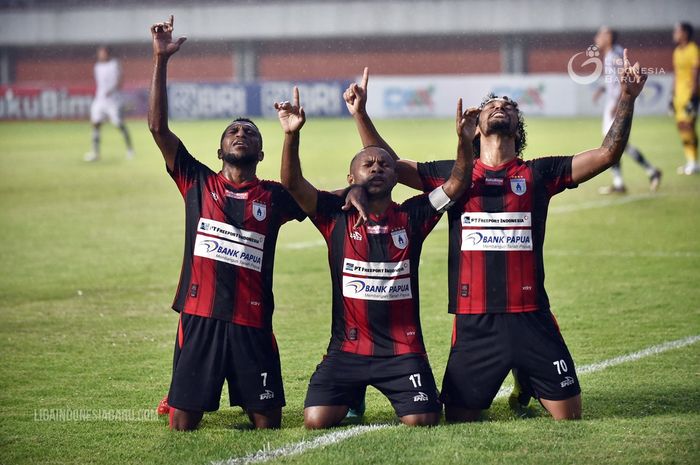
[343,58,648,420]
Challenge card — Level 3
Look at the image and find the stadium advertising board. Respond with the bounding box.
[0,76,672,120]
[0,80,351,120]
[168,80,353,120]
[0,86,148,120]
[365,74,674,118]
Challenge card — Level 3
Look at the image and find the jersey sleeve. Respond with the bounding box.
[272,185,307,224]
[311,190,345,240]
[416,160,455,192]
[531,156,578,197]
[400,193,443,240]
[167,141,214,198]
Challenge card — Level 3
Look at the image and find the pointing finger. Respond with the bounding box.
[361,67,369,90]
[293,86,300,108]
[456,98,463,123]
[169,15,174,27]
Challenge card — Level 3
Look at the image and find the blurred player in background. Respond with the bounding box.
[149,16,307,431]
[84,45,135,162]
[345,49,648,422]
[671,22,699,175]
[593,27,661,193]
[277,86,475,428]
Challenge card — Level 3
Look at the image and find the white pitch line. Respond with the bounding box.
[280,192,664,251]
[211,334,700,465]
[576,334,700,375]
[210,424,390,465]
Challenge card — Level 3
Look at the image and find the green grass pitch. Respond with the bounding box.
[0,115,698,465]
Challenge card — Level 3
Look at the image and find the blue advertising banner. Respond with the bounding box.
[168,80,353,120]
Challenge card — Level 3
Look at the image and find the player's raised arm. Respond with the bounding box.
[438,99,477,202]
[344,67,423,190]
[147,15,187,171]
[571,49,647,184]
[277,87,318,216]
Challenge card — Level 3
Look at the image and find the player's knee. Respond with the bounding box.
[248,409,282,429]
[303,407,341,430]
[169,409,203,431]
[542,395,581,421]
[551,409,581,421]
[303,413,329,430]
[400,412,440,427]
[444,406,481,423]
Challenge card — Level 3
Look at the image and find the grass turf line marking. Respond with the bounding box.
[576,334,700,375]
[492,334,700,399]
[210,424,390,465]
[281,193,664,250]
[212,334,699,465]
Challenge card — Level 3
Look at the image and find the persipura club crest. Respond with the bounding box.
[391,229,408,249]
[510,178,527,196]
[252,201,267,221]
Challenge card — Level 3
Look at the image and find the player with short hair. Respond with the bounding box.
[671,22,699,175]
[344,51,648,421]
[276,86,476,428]
[148,15,306,431]
[593,26,661,193]
[84,45,134,162]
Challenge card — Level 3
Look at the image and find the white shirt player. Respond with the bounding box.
[601,44,624,133]
[94,58,121,99]
[91,58,123,125]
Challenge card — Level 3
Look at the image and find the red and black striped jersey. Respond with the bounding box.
[418,156,577,314]
[168,142,305,329]
[312,190,442,357]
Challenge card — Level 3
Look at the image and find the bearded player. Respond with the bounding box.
[148,16,307,430]
[671,22,700,175]
[276,87,475,428]
[344,50,647,421]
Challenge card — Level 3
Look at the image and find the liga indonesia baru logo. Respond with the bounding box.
[568,45,666,85]
[567,45,604,85]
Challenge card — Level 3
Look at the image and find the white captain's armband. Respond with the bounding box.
[428,185,454,213]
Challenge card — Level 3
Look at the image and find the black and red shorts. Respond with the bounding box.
[304,350,442,417]
[441,310,581,410]
[168,313,285,412]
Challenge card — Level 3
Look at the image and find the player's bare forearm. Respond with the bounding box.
[148,15,185,170]
[572,94,635,183]
[353,112,399,160]
[602,94,634,155]
[148,55,179,170]
[441,136,473,200]
[280,132,318,216]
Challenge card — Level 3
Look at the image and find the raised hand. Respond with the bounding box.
[275,86,306,134]
[343,67,369,116]
[456,98,480,142]
[151,15,187,58]
[620,48,647,98]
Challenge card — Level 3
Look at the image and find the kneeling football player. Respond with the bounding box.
[275,87,476,428]
[149,16,306,430]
